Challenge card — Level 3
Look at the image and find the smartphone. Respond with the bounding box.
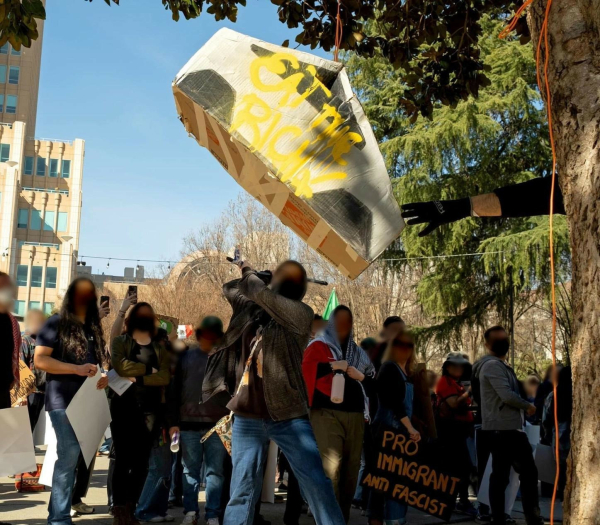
[128,285,138,304]
[100,295,110,305]
[226,257,234,263]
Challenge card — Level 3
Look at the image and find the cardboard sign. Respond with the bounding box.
[173,29,404,279]
[157,315,179,335]
[361,427,460,521]
[10,360,36,406]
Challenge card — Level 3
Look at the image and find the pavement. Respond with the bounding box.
[0,453,562,525]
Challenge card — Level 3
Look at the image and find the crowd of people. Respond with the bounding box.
[0,263,572,525]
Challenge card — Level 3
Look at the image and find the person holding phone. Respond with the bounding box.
[34,277,109,525]
[110,301,171,525]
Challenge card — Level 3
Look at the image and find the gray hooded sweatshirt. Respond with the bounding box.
[472,355,531,431]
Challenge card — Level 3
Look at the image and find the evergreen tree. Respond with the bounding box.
[345,17,571,352]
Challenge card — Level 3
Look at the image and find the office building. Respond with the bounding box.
[0,10,85,319]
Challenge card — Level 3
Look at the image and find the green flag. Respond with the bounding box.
[322,289,339,320]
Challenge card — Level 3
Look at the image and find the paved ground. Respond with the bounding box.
[1,453,562,525]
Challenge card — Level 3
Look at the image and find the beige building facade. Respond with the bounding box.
[0,12,85,319]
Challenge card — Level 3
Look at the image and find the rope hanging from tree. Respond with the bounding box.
[501,2,560,524]
[333,0,342,62]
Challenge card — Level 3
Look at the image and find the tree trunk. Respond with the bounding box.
[528,2,600,523]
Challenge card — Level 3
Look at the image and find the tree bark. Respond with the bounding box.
[528,2,600,523]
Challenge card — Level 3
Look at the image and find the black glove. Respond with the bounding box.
[401,198,472,236]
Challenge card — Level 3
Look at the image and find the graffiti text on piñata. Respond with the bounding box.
[229,52,362,198]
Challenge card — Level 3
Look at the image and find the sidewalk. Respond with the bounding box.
[0,454,562,525]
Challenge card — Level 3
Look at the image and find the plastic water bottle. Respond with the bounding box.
[170,431,180,453]
[331,370,345,404]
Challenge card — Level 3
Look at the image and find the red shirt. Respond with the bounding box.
[435,375,474,423]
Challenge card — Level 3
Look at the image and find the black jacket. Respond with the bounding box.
[202,268,314,421]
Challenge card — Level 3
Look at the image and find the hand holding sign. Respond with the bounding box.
[362,427,461,521]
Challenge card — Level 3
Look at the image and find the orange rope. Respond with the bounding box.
[500,2,559,525]
[333,0,342,62]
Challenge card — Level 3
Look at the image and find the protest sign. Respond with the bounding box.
[173,29,404,279]
[0,406,36,476]
[157,314,179,336]
[66,374,112,467]
[361,427,460,521]
[39,413,57,487]
[477,455,520,514]
[9,360,36,406]
[107,369,133,397]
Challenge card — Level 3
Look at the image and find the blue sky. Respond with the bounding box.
[36,0,330,276]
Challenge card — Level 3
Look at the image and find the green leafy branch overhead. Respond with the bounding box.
[1,0,529,120]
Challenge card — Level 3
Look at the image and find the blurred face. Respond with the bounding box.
[334,309,353,342]
[381,321,405,343]
[271,262,306,300]
[25,310,46,335]
[74,280,96,310]
[525,378,540,398]
[446,363,464,380]
[391,333,414,363]
[485,329,509,356]
[311,318,327,336]
[197,330,220,352]
[130,305,156,334]
[0,275,14,313]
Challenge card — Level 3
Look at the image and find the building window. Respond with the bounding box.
[44,302,54,315]
[0,65,5,84]
[57,212,68,232]
[30,209,42,230]
[13,300,26,317]
[17,209,28,229]
[0,43,8,54]
[46,267,57,289]
[0,144,10,162]
[16,265,28,287]
[29,301,41,311]
[6,95,17,114]
[10,46,20,56]
[61,159,71,178]
[44,210,55,231]
[0,95,3,113]
[8,66,19,85]
[31,266,43,288]
[49,159,59,177]
[36,157,46,176]
[24,156,34,175]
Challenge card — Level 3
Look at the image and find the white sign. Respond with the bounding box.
[66,374,112,467]
[478,456,520,514]
[39,414,58,487]
[0,406,36,476]
[107,368,133,397]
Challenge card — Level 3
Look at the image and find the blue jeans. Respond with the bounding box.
[384,498,408,524]
[136,440,172,521]
[48,409,81,525]
[224,416,345,525]
[181,430,227,519]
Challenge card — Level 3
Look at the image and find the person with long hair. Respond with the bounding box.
[34,277,109,525]
[435,352,477,517]
[368,329,420,525]
[110,301,171,525]
[542,366,572,500]
[303,305,376,523]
